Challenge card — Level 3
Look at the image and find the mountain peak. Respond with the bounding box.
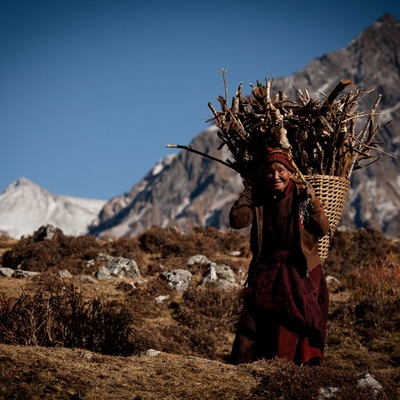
[377,13,398,24]
[2,177,47,198]
[9,176,38,188]
[15,177,31,185]
[0,178,105,238]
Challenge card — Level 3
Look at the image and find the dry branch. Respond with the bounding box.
[206,76,393,181]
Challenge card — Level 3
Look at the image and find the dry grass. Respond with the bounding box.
[0,227,399,399]
[0,344,398,400]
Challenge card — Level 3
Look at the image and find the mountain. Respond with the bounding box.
[88,126,243,237]
[0,177,106,238]
[89,14,400,238]
[273,13,400,235]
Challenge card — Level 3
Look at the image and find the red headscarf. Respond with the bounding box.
[264,147,296,173]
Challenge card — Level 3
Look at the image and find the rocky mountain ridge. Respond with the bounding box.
[88,125,243,237]
[89,13,400,238]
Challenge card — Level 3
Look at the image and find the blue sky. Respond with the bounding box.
[1,0,399,200]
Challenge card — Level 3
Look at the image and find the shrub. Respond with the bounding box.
[248,360,394,400]
[170,286,242,360]
[138,225,249,259]
[326,228,399,279]
[0,276,136,356]
[326,255,400,368]
[2,234,101,274]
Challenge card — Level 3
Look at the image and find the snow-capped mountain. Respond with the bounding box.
[0,177,106,238]
[89,13,400,238]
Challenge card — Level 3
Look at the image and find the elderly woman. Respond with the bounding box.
[230,148,330,366]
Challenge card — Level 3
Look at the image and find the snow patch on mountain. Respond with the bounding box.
[152,153,177,176]
[0,177,106,238]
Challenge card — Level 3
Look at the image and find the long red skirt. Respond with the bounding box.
[230,263,329,365]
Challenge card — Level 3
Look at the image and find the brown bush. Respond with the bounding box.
[192,226,249,254]
[1,231,148,276]
[2,234,101,274]
[325,228,399,279]
[0,276,136,356]
[326,254,400,369]
[127,277,174,319]
[99,236,146,268]
[138,226,249,259]
[247,359,396,400]
[169,286,242,360]
[176,286,241,330]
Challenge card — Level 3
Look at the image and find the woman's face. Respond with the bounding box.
[265,162,294,192]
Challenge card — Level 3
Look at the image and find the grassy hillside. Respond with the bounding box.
[0,227,399,399]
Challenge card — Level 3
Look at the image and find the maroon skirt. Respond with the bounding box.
[231,252,329,365]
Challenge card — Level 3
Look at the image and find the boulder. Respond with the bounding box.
[59,269,73,279]
[187,255,210,266]
[33,224,63,241]
[99,254,141,278]
[201,262,237,289]
[161,269,192,294]
[0,267,14,278]
[12,270,41,279]
[325,275,341,292]
[96,266,112,280]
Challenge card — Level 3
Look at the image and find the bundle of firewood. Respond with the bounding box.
[167,74,391,262]
[207,74,389,181]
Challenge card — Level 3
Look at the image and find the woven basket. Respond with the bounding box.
[304,174,350,263]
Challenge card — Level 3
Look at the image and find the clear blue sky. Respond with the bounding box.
[1,0,399,200]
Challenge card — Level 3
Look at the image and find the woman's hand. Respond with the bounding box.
[305,184,317,199]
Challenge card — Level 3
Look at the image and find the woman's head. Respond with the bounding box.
[263,148,295,193]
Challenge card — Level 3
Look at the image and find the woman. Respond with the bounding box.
[229,148,330,366]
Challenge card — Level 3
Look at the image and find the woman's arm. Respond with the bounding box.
[229,185,254,229]
[304,186,330,237]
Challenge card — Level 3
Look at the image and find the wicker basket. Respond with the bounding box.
[304,175,350,263]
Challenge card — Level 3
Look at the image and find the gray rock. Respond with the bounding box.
[12,270,41,278]
[325,275,341,292]
[96,266,112,280]
[357,372,383,394]
[143,349,161,357]
[187,255,210,266]
[59,269,73,279]
[155,295,170,303]
[99,254,141,278]
[33,224,62,241]
[80,275,98,285]
[161,269,192,294]
[202,262,237,289]
[0,267,15,278]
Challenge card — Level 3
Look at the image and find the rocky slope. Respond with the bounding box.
[89,126,242,237]
[90,14,400,238]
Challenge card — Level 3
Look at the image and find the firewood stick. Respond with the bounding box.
[347,94,383,176]
[166,144,239,172]
[325,79,354,105]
